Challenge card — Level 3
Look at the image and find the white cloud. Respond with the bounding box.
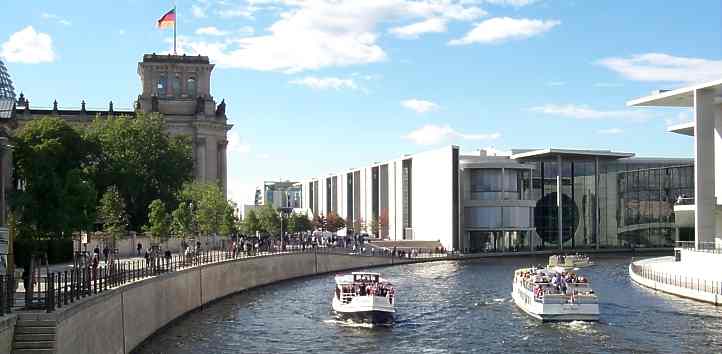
[449,17,560,45]
[403,124,500,145]
[192,4,207,18]
[41,13,71,26]
[227,131,251,154]
[177,0,486,72]
[290,76,358,90]
[390,18,447,39]
[546,81,566,87]
[530,104,651,121]
[597,128,623,135]
[257,153,271,159]
[598,53,722,84]
[196,27,228,36]
[483,0,540,6]
[0,26,56,64]
[401,99,440,113]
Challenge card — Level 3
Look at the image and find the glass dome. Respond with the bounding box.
[0,59,14,100]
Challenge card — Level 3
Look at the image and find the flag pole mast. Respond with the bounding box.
[173,3,177,54]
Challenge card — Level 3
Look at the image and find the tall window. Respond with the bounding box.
[187,76,197,97]
[157,74,167,96]
[470,169,503,200]
[172,73,181,97]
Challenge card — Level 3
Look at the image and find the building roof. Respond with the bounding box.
[667,121,694,136]
[626,78,722,108]
[510,148,634,160]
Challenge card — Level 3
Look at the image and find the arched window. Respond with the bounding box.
[172,73,181,97]
[187,76,197,97]
[157,74,167,96]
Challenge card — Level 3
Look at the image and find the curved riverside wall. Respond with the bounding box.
[628,258,722,305]
[54,252,413,354]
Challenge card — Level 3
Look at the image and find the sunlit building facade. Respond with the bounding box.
[295,146,692,252]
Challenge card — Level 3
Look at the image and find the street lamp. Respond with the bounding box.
[279,206,293,251]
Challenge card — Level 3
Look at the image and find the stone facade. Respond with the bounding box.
[5,53,231,195]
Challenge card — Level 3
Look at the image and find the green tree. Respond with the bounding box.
[241,209,261,235]
[171,202,193,240]
[219,201,238,237]
[370,214,380,237]
[287,212,312,235]
[85,113,193,231]
[257,204,280,236]
[180,182,227,237]
[352,217,365,235]
[145,199,170,244]
[98,186,127,244]
[11,117,97,239]
[325,212,346,234]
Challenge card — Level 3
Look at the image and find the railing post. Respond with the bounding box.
[46,274,54,313]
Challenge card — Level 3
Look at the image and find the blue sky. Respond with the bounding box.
[1,0,721,205]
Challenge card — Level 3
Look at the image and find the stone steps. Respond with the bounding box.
[12,313,56,354]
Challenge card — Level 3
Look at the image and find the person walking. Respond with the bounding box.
[137,242,143,257]
[102,246,109,263]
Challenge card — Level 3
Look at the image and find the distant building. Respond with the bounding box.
[295,145,693,252]
[3,54,232,195]
[255,181,302,209]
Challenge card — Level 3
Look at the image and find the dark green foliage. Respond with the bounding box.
[84,113,193,231]
[10,117,97,239]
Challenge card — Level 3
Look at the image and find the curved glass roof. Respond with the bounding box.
[0,59,14,118]
[0,59,14,100]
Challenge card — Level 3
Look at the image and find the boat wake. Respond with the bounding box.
[555,320,596,333]
[322,318,389,329]
[475,297,508,306]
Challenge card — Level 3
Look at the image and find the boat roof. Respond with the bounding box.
[335,273,391,285]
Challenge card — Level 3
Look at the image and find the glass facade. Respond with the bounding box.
[617,165,694,246]
[0,60,14,100]
[521,156,694,251]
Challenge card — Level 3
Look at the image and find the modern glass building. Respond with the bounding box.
[295,146,693,253]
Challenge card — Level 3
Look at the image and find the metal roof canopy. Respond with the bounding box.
[510,148,634,160]
[666,121,694,136]
[626,78,722,108]
[627,78,722,136]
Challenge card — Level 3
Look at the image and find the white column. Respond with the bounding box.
[715,103,722,246]
[694,89,716,249]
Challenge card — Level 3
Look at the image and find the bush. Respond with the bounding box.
[13,238,73,268]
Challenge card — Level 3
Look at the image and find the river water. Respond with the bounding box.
[134,255,722,354]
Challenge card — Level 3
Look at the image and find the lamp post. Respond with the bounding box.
[279,207,293,251]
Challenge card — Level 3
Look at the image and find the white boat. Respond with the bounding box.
[548,254,594,269]
[332,272,395,325]
[511,267,599,322]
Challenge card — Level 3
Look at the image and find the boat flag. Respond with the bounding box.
[157,7,177,54]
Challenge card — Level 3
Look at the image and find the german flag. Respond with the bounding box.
[157,8,176,29]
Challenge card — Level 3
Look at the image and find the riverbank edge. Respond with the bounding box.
[629,257,722,305]
[11,247,667,354]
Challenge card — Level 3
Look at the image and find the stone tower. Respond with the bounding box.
[137,54,231,195]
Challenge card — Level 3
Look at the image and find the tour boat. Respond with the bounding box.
[332,272,395,325]
[511,267,599,322]
[548,254,594,269]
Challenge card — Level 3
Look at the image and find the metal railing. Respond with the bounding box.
[28,243,446,313]
[675,197,694,206]
[675,241,722,254]
[630,263,721,295]
[0,275,15,316]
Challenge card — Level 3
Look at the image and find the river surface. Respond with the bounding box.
[134,255,722,354]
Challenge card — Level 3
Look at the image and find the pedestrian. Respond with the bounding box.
[137,242,143,257]
[94,245,100,257]
[102,246,109,262]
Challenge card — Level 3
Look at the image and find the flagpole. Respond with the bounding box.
[173,5,177,54]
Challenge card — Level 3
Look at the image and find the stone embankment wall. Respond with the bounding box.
[0,314,15,353]
[54,252,409,354]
